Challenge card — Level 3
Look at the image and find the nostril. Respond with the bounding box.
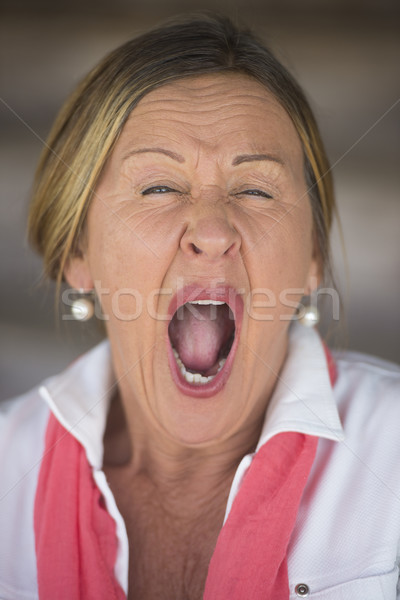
[192,243,202,254]
[181,217,241,259]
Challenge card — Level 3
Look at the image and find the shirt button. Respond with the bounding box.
[295,583,310,596]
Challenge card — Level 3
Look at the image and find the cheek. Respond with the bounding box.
[91,198,185,268]
[85,211,136,318]
[86,206,179,322]
[242,207,314,324]
[248,211,313,282]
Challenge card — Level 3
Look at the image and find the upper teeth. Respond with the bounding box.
[187,300,225,306]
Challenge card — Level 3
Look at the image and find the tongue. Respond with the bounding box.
[169,304,233,374]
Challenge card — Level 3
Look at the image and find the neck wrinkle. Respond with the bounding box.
[103,389,264,503]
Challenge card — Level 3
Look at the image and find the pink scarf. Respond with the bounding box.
[34,348,336,599]
[34,416,125,599]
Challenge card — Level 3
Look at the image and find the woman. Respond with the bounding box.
[1,14,400,600]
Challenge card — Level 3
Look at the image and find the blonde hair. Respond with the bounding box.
[28,14,335,284]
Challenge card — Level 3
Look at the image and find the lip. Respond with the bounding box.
[166,284,243,398]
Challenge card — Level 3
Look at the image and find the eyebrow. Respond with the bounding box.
[232,153,285,166]
[123,147,185,163]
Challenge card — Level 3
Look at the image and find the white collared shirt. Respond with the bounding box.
[1,324,399,599]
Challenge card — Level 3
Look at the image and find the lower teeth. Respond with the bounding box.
[172,348,226,385]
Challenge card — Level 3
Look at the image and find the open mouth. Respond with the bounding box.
[166,286,243,398]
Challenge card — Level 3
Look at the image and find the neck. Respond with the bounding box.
[103,389,263,500]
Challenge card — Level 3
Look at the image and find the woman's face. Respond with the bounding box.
[66,74,320,447]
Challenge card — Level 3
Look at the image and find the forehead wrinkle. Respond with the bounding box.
[144,74,275,104]
[116,75,304,174]
[125,106,298,157]
[131,101,283,123]
[132,77,285,118]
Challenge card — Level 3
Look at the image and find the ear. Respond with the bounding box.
[304,233,323,296]
[64,255,94,291]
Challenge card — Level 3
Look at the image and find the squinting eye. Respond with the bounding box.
[239,189,273,199]
[142,186,177,195]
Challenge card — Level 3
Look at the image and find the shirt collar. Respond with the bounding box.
[39,324,344,470]
[256,323,344,451]
[39,340,116,469]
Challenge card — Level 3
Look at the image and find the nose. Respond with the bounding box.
[180,213,241,260]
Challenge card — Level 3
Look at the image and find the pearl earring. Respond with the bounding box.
[298,303,320,327]
[71,291,95,321]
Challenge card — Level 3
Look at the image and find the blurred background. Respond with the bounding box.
[1,0,399,400]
